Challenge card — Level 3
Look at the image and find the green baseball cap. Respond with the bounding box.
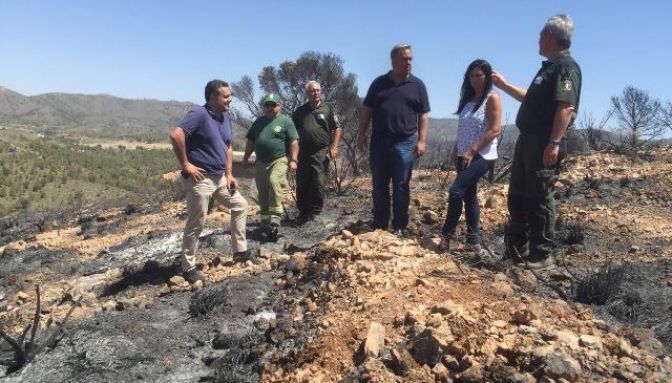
[261,93,282,104]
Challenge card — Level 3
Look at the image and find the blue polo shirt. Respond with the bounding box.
[179,105,232,175]
[363,71,430,137]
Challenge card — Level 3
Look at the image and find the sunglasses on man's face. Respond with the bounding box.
[264,102,278,108]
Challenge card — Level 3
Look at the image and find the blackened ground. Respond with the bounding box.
[1,273,276,382]
[1,180,671,380]
[0,192,370,381]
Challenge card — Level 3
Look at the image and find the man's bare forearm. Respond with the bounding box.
[417,112,429,144]
[550,102,575,142]
[170,127,188,168]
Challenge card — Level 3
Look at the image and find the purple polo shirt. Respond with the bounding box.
[179,105,232,175]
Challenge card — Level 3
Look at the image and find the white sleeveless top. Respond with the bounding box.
[456,91,498,160]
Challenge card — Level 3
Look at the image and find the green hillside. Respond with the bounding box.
[0,127,176,216]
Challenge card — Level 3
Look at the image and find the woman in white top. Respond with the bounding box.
[440,59,502,250]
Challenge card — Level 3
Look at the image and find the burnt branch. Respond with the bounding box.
[29,296,82,357]
[17,324,31,348]
[0,285,82,374]
[28,285,41,351]
[0,328,25,366]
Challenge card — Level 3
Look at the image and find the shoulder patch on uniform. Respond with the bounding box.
[562,80,572,92]
[561,67,576,92]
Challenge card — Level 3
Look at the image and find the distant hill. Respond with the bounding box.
[0,86,196,142]
[427,117,518,150]
[428,118,459,143]
[0,86,523,146]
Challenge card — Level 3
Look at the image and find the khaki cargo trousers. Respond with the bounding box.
[255,157,288,227]
[181,175,248,272]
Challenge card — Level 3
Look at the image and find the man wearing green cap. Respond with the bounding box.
[243,93,299,240]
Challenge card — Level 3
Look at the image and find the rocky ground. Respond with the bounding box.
[1,147,672,382]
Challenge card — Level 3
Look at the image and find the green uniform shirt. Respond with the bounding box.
[246,114,299,163]
[292,101,339,150]
[516,51,582,135]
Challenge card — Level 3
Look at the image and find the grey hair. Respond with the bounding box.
[390,43,411,59]
[544,14,574,49]
[305,80,321,93]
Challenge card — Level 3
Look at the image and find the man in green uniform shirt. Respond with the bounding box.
[292,81,342,224]
[492,14,582,269]
[243,93,299,240]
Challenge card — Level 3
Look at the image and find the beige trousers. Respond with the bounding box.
[181,175,248,272]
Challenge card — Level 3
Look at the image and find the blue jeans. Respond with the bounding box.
[369,134,416,230]
[441,154,489,244]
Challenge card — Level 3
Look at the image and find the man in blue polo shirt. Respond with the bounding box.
[357,44,430,238]
[170,79,256,285]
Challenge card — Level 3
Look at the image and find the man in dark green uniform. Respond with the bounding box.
[292,81,342,224]
[243,93,299,241]
[492,14,582,269]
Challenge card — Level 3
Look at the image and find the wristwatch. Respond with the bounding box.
[289,159,297,164]
[548,139,561,147]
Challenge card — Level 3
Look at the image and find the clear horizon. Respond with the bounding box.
[1,1,670,132]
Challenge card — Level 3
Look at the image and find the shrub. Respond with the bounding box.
[574,264,625,305]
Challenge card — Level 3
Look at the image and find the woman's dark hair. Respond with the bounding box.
[204,79,230,102]
[455,59,493,114]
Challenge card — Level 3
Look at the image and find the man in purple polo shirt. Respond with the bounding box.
[357,44,430,238]
[170,79,257,285]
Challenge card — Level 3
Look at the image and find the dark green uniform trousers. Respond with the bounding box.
[296,146,330,216]
[505,133,566,260]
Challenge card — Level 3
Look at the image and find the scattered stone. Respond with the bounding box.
[211,255,227,266]
[169,275,186,286]
[191,280,204,291]
[579,334,602,350]
[455,361,484,382]
[432,300,463,316]
[544,348,582,381]
[158,285,171,296]
[419,236,440,252]
[1,242,23,258]
[16,291,30,302]
[510,268,538,290]
[490,280,515,298]
[363,321,385,358]
[285,254,306,272]
[410,328,444,367]
[511,304,542,325]
[422,210,439,224]
[556,330,580,349]
[431,362,449,381]
[390,347,416,376]
[102,300,119,311]
[255,318,271,332]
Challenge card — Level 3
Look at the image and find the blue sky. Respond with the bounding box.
[1,0,670,127]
